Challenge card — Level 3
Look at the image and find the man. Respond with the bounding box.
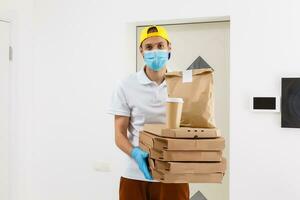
[108,25,189,200]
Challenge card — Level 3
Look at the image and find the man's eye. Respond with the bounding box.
[146,46,152,50]
[158,44,164,49]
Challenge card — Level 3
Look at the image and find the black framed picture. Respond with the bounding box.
[281,78,300,128]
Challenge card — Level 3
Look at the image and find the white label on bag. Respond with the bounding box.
[182,70,193,83]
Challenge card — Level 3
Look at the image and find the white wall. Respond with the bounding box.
[1,0,300,199]
[231,0,300,199]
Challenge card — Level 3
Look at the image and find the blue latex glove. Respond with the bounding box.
[130,147,153,180]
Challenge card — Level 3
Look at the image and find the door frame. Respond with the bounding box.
[0,18,12,200]
[134,16,230,72]
[133,16,230,199]
[0,12,18,200]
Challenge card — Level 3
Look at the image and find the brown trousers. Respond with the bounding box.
[119,177,189,200]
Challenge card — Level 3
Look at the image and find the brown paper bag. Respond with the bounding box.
[165,68,215,128]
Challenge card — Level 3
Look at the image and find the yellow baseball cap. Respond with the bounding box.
[139,25,170,46]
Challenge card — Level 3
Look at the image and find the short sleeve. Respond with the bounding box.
[107,81,131,117]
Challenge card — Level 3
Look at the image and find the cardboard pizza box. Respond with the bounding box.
[149,158,226,174]
[140,131,225,151]
[143,124,221,138]
[151,169,224,183]
[139,142,222,162]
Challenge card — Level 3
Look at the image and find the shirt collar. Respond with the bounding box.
[137,66,168,87]
[137,66,152,85]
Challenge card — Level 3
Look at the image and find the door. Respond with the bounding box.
[136,20,230,200]
[0,20,11,200]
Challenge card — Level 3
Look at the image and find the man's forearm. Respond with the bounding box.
[115,131,133,156]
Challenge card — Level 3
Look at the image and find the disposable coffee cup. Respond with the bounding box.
[166,97,184,129]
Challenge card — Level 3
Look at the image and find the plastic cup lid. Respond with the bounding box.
[166,97,184,103]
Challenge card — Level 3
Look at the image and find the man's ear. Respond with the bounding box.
[167,42,172,60]
[139,46,144,57]
[168,42,172,51]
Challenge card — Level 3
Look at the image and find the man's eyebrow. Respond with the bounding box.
[144,42,164,46]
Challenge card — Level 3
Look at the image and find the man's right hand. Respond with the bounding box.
[130,147,153,180]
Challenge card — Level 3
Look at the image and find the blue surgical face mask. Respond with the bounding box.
[143,50,169,71]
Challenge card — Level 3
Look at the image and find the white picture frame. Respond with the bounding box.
[251,96,281,112]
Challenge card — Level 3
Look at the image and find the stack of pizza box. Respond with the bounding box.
[139,124,226,183]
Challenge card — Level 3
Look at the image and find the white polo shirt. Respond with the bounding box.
[107,66,168,181]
